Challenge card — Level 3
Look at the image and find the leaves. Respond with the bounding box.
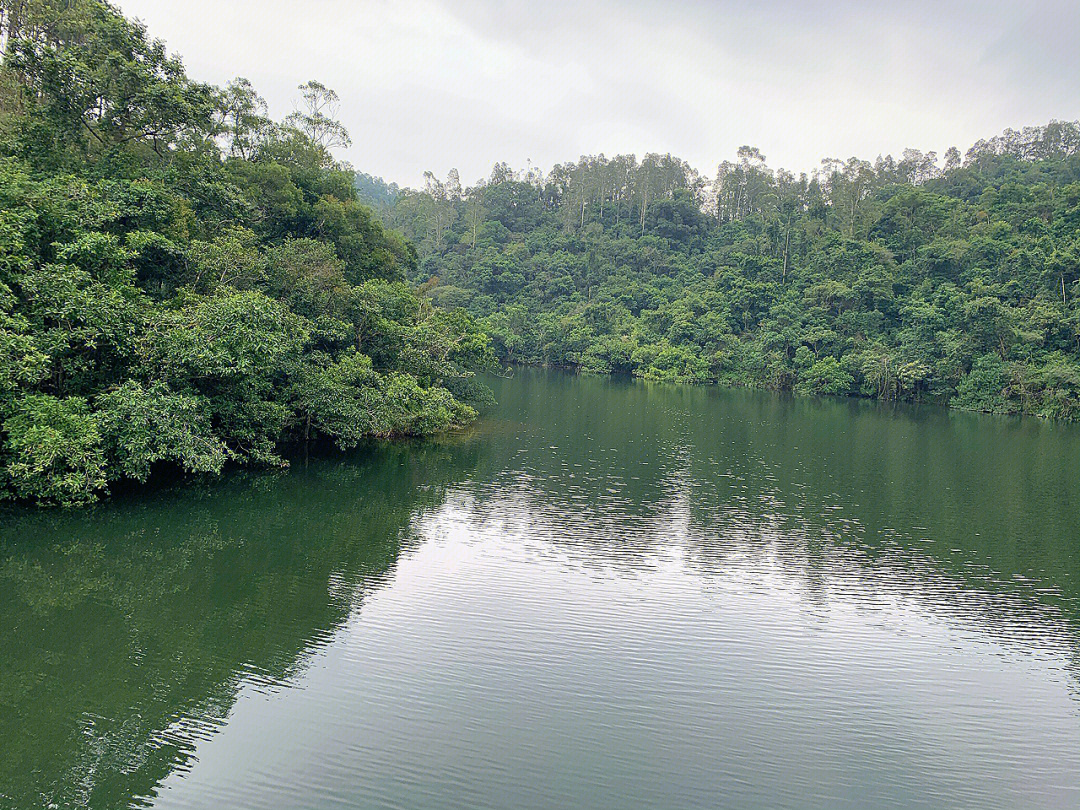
[96,380,229,482]
[0,1,492,505]
[394,129,1080,420]
[2,394,106,504]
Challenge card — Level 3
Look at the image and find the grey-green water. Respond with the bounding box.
[2,368,1079,809]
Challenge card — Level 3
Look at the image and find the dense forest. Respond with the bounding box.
[3,2,1079,507]
[368,124,1080,421]
[0,0,493,505]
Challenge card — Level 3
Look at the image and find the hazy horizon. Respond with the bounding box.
[115,0,1080,188]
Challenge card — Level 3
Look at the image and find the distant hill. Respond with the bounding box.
[375,126,1080,419]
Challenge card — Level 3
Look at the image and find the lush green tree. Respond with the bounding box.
[0,0,492,505]
[380,124,1080,421]
[2,393,106,504]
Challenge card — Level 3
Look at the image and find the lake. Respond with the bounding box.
[2,367,1079,810]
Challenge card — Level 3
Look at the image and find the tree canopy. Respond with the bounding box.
[0,0,493,505]
[384,128,1080,420]
[4,1,1079,504]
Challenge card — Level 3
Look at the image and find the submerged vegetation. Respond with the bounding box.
[0,1,493,504]
[376,125,1080,420]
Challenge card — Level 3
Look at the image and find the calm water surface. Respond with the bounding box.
[2,368,1079,809]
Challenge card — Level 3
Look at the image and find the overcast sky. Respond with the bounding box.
[116,0,1079,189]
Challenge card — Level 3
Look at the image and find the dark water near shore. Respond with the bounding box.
[2,368,1079,809]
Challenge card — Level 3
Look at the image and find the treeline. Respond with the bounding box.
[372,123,1080,419]
[0,0,493,505]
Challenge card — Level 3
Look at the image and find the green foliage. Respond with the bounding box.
[96,380,229,481]
[291,351,476,449]
[2,394,106,504]
[797,357,854,396]
[392,129,1080,421]
[954,354,1011,414]
[0,0,491,504]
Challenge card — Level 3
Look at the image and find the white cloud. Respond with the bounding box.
[116,0,1080,187]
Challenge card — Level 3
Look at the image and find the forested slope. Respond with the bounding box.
[0,0,493,505]
[376,129,1080,419]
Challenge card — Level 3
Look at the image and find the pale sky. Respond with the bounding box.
[116,0,1079,188]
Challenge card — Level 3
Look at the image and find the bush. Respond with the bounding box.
[797,357,855,396]
[96,381,229,481]
[2,395,106,505]
[955,353,1010,413]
